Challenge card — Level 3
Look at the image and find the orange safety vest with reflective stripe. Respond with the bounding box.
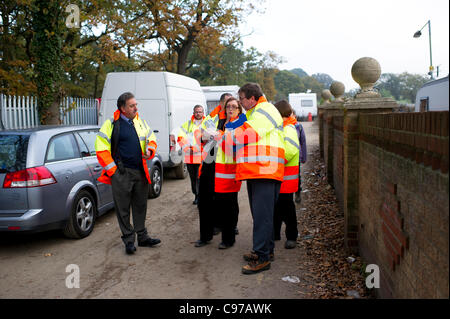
[177,115,205,164]
[224,96,285,182]
[280,117,300,193]
[95,109,157,185]
[215,116,243,193]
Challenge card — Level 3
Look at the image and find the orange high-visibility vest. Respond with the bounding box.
[177,115,205,164]
[215,116,243,193]
[280,117,300,193]
[224,97,285,182]
[95,109,157,185]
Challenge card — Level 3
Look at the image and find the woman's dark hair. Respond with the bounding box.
[238,83,263,100]
[117,92,135,109]
[274,99,293,118]
[224,97,243,115]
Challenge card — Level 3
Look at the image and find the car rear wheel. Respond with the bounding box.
[63,190,96,239]
[148,165,162,198]
[174,162,188,179]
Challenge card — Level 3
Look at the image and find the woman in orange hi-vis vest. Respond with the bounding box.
[215,97,247,249]
[273,100,300,250]
[222,83,285,275]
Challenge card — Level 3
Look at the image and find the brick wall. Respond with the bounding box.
[358,111,449,298]
[332,115,344,213]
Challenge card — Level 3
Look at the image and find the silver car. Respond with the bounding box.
[0,125,163,238]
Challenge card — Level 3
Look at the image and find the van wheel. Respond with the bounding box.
[174,162,188,179]
[148,165,162,198]
[63,190,96,239]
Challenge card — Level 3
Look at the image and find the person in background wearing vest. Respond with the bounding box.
[95,92,161,255]
[215,97,247,249]
[273,100,300,249]
[177,105,205,205]
[293,112,307,203]
[194,93,232,247]
[223,83,285,274]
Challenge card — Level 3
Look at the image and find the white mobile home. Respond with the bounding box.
[288,93,317,120]
[202,85,240,114]
[415,76,449,112]
[99,71,207,178]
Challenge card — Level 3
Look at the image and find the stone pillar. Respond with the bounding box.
[342,57,398,252]
[319,89,332,158]
[322,82,344,187]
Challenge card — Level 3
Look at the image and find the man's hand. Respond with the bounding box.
[143,149,153,159]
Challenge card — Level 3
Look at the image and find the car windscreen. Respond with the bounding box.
[0,134,30,173]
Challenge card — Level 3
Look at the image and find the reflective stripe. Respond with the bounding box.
[180,126,188,134]
[187,121,192,133]
[256,108,278,128]
[97,132,111,144]
[283,174,298,181]
[139,136,146,141]
[285,136,300,149]
[215,172,236,179]
[237,156,285,164]
[213,116,219,124]
[105,161,116,171]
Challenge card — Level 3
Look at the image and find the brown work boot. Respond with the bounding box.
[243,251,274,262]
[242,259,271,275]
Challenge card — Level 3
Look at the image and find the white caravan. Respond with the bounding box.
[415,76,449,112]
[98,71,207,178]
[202,85,240,114]
[288,93,317,120]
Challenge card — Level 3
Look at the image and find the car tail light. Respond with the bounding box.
[3,166,57,188]
[169,134,176,152]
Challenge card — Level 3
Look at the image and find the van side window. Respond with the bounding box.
[74,132,90,157]
[77,130,98,156]
[420,98,429,112]
[46,134,79,162]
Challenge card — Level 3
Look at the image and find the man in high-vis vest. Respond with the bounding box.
[177,105,205,205]
[95,92,161,255]
[273,100,300,250]
[223,83,285,274]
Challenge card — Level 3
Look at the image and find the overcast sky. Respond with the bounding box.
[239,0,449,91]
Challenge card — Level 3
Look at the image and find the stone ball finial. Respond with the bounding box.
[351,57,381,98]
[321,89,332,104]
[330,81,345,102]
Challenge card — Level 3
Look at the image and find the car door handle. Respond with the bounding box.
[93,166,103,172]
[153,130,159,133]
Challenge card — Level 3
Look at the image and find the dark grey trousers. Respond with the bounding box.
[186,163,200,196]
[247,179,281,262]
[111,167,150,245]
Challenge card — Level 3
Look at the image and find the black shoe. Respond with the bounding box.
[295,191,301,203]
[138,237,161,247]
[213,227,221,236]
[193,195,198,205]
[195,239,210,247]
[125,242,136,255]
[235,227,239,235]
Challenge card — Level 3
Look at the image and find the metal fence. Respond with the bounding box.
[0,94,98,129]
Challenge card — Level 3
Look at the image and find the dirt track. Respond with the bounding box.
[0,122,319,299]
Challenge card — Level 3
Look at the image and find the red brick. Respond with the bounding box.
[386,182,397,195]
[382,222,404,258]
[381,208,408,251]
[383,233,401,265]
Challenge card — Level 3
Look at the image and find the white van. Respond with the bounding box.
[415,76,449,112]
[288,93,317,120]
[98,71,207,178]
[202,85,240,114]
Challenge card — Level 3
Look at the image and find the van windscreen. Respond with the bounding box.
[0,134,30,173]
